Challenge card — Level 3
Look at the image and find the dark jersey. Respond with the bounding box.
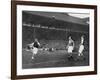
[33,41,40,48]
[68,40,74,46]
[69,42,74,46]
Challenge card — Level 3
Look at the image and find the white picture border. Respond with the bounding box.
[17,5,94,75]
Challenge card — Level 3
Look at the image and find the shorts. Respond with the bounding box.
[68,46,74,53]
[31,47,38,55]
[79,45,84,53]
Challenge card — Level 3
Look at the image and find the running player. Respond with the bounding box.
[31,38,40,59]
[67,36,75,54]
[66,36,75,60]
[78,35,84,56]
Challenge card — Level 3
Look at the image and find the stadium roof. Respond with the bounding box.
[23,11,89,25]
[22,11,89,32]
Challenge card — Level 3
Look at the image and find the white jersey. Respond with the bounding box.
[78,36,84,56]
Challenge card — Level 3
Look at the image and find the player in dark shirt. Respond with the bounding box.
[67,36,74,53]
[67,36,75,60]
[31,38,40,59]
[33,39,40,48]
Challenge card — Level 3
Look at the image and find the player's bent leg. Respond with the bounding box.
[32,54,35,59]
[78,53,80,56]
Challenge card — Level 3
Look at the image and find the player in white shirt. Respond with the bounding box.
[78,35,84,56]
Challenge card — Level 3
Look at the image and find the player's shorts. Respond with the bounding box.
[68,46,74,53]
[79,45,84,53]
[31,47,38,55]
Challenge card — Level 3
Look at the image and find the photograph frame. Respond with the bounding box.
[11,1,97,80]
